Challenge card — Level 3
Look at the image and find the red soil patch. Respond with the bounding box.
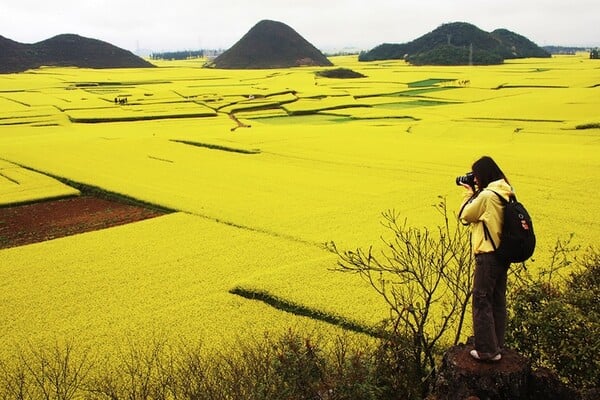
[0,195,167,249]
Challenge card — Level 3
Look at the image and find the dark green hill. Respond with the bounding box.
[490,29,552,58]
[0,35,32,73]
[0,34,154,73]
[205,20,333,69]
[359,22,550,65]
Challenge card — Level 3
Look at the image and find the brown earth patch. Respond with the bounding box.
[0,194,168,249]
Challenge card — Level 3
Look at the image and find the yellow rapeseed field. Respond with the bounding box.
[0,54,598,360]
[0,159,79,206]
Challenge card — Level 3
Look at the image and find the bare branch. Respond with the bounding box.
[329,197,475,384]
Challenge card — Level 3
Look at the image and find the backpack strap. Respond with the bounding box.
[458,192,478,226]
[482,221,498,251]
[481,189,511,251]
[487,189,512,204]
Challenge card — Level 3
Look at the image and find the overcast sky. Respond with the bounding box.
[1,0,598,53]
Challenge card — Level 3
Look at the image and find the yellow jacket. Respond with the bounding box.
[459,179,513,254]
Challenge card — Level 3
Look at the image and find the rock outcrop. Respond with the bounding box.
[430,344,580,400]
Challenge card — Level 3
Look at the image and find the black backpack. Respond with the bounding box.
[484,190,536,263]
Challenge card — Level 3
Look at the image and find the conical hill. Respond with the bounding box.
[206,20,333,69]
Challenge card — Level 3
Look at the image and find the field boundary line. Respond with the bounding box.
[183,209,327,249]
[0,158,176,214]
[230,286,383,338]
[0,158,327,249]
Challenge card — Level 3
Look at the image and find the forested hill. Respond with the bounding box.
[205,20,333,69]
[359,22,551,65]
[0,34,154,73]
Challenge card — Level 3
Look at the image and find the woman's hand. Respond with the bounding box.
[461,183,474,196]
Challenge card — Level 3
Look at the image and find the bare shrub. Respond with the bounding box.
[86,336,179,400]
[327,197,474,397]
[0,341,92,400]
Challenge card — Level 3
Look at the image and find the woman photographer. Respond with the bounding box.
[458,156,513,362]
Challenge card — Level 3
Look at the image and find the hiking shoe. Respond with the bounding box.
[470,349,501,361]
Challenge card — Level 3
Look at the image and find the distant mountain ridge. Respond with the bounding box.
[359,22,551,65]
[0,34,154,73]
[205,20,333,69]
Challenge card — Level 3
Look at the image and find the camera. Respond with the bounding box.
[455,172,475,187]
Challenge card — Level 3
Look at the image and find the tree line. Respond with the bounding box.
[149,50,205,60]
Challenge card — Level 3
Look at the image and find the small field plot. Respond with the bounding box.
[66,101,217,123]
[0,106,63,127]
[282,94,369,115]
[0,160,79,206]
[0,96,33,113]
[0,212,363,356]
[0,90,60,108]
[320,106,419,121]
[0,193,167,249]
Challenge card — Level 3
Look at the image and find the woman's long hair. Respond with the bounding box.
[472,156,509,189]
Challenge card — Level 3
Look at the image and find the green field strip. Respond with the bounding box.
[494,84,569,89]
[229,287,382,338]
[218,99,289,114]
[234,108,289,119]
[66,103,218,123]
[281,96,371,115]
[407,78,457,87]
[0,113,56,121]
[313,107,419,121]
[68,80,172,88]
[355,86,455,99]
[67,112,217,123]
[346,114,419,122]
[575,122,600,129]
[82,87,137,95]
[373,99,455,108]
[286,104,371,116]
[198,95,256,111]
[264,89,298,97]
[170,139,261,154]
[465,117,566,123]
[31,123,61,128]
[110,98,201,108]
[356,96,420,106]
[59,100,186,111]
[0,118,58,127]
[250,114,352,124]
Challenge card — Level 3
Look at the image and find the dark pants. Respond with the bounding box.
[472,252,509,359]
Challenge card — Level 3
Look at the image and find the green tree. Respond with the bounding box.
[507,242,600,391]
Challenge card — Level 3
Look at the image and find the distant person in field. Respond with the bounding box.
[458,156,514,362]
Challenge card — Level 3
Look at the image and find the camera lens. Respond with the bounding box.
[455,172,474,187]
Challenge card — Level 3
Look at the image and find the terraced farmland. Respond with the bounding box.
[0,55,599,361]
